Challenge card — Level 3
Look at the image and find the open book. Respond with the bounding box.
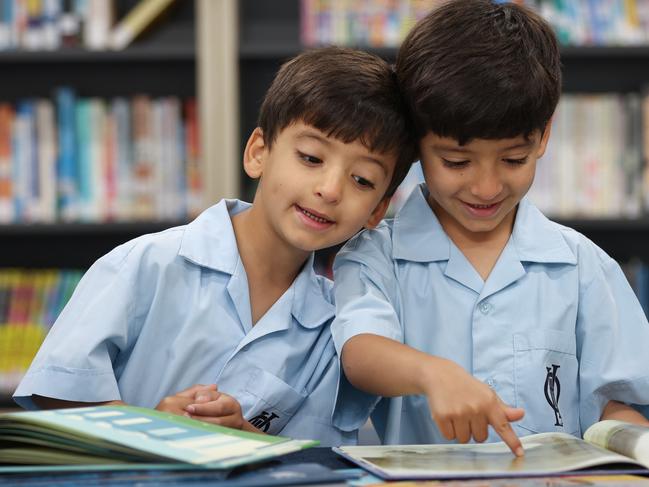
[334,420,649,480]
[0,405,316,473]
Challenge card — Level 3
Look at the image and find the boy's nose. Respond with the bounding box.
[470,171,503,201]
[315,174,343,204]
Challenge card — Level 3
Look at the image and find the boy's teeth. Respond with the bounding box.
[301,208,329,223]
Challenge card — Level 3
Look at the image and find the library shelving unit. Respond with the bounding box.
[0,0,239,270]
[0,0,239,407]
[238,0,649,263]
[0,0,195,270]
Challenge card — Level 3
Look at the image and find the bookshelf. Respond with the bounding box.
[0,0,240,269]
[0,0,240,405]
[238,0,649,264]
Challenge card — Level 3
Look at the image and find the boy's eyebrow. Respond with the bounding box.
[296,130,389,174]
[432,141,533,153]
[296,130,332,146]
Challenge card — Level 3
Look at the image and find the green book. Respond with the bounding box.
[0,405,317,473]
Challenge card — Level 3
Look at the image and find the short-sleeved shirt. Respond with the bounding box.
[331,183,649,444]
[14,199,355,446]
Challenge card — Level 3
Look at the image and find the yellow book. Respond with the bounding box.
[109,0,175,50]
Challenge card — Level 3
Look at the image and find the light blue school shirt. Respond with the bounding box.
[332,183,649,444]
[14,199,355,446]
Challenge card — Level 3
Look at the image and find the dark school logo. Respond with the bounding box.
[249,411,279,432]
[544,364,563,427]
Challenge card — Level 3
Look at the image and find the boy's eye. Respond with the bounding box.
[504,157,528,165]
[353,175,375,189]
[296,150,322,164]
[441,158,469,168]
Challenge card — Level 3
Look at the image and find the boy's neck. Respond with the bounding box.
[231,205,310,325]
[431,201,517,281]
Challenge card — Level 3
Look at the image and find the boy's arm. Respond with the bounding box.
[342,334,525,456]
[601,401,649,426]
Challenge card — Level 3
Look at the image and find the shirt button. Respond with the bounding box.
[242,344,251,352]
[486,378,495,388]
[478,301,492,314]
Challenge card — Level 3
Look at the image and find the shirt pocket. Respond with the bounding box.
[513,329,580,436]
[240,367,308,436]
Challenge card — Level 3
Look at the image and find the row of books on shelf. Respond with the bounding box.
[0,269,82,395]
[528,93,649,218]
[300,0,649,48]
[0,88,202,223]
[0,0,174,51]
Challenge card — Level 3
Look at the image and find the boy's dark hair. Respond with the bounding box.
[396,0,561,144]
[258,47,416,197]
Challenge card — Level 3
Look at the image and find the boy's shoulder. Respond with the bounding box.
[99,199,247,276]
[337,219,397,265]
[520,200,619,283]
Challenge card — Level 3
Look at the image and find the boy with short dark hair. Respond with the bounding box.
[332,0,649,455]
[14,47,416,446]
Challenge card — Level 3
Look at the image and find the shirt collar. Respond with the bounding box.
[511,197,577,265]
[392,183,451,262]
[179,198,250,274]
[179,199,334,329]
[290,253,335,329]
[392,184,577,265]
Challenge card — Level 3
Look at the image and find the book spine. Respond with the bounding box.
[56,87,79,222]
[35,99,57,222]
[0,104,14,223]
[109,0,174,50]
[131,94,155,220]
[111,97,131,221]
[83,0,112,50]
[184,97,201,218]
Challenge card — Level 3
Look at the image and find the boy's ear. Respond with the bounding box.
[537,118,553,158]
[243,127,266,179]
[364,197,391,229]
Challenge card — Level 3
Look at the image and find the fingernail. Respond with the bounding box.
[184,412,191,418]
[185,405,195,413]
[515,447,524,457]
[196,395,208,402]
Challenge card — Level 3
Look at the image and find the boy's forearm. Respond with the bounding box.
[341,333,445,397]
[601,400,649,426]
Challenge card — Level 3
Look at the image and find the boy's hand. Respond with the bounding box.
[184,390,248,431]
[155,383,218,416]
[422,358,525,456]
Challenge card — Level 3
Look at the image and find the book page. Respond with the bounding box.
[336,433,642,480]
[585,420,649,468]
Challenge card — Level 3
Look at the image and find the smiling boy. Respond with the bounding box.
[332,0,649,454]
[14,47,416,446]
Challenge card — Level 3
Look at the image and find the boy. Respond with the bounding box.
[13,47,416,446]
[331,0,649,456]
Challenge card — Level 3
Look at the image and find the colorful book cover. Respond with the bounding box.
[0,405,317,472]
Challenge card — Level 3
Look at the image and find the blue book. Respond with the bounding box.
[55,87,79,222]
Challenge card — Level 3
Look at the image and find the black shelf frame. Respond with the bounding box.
[0,221,187,269]
[0,218,647,269]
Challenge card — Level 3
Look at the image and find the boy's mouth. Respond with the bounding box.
[295,205,334,226]
[462,200,502,218]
